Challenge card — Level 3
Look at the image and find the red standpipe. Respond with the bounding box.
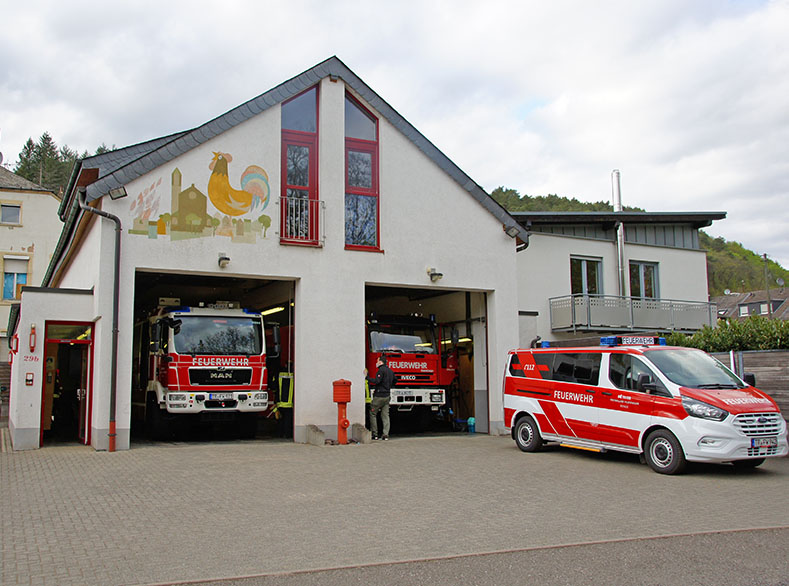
[332,379,352,445]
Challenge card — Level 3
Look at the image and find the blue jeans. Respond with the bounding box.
[369,395,390,437]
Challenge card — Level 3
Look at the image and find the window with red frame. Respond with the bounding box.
[281,87,319,244]
[344,93,379,249]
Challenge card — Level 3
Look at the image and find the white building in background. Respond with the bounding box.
[512,211,724,347]
[0,166,60,359]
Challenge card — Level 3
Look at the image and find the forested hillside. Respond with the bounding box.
[491,187,788,297]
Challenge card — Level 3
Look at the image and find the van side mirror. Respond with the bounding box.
[743,372,756,386]
[637,373,657,393]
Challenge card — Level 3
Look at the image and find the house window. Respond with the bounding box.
[344,93,379,250]
[281,87,319,244]
[1,204,21,225]
[760,303,769,315]
[3,257,28,300]
[570,257,601,295]
[738,306,749,317]
[629,261,659,298]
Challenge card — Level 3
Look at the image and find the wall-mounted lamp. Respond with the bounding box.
[108,186,128,200]
[218,254,230,268]
[329,74,340,83]
[29,324,37,353]
[504,224,520,238]
[427,267,443,282]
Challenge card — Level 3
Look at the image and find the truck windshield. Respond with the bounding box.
[643,348,745,389]
[369,323,436,354]
[173,316,263,356]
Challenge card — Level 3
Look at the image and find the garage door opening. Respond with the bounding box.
[131,270,295,442]
[365,285,488,437]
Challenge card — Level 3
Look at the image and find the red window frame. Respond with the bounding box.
[280,87,320,246]
[344,93,381,252]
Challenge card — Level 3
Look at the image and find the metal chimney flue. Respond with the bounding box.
[612,169,623,212]
[612,170,626,296]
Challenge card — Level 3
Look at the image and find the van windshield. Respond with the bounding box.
[173,316,263,356]
[643,349,745,389]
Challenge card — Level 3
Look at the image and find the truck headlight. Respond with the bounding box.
[169,394,187,402]
[430,393,443,403]
[682,397,728,421]
[254,393,268,401]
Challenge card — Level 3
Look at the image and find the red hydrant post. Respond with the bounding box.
[332,379,352,445]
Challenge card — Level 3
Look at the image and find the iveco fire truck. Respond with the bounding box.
[133,300,272,438]
[366,315,458,424]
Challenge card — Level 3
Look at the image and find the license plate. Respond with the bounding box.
[751,437,778,448]
[209,392,233,400]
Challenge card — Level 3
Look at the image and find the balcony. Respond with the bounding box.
[549,294,717,333]
[279,196,325,246]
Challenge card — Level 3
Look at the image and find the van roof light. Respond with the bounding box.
[540,341,551,348]
[600,336,666,346]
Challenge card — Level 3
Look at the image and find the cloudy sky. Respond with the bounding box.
[2,0,787,267]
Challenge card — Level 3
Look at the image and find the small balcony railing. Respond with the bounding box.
[549,294,717,333]
[279,196,325,246]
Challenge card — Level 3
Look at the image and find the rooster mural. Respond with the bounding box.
[208,152,270,216]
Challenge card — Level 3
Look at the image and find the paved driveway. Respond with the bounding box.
[1,432,787,585]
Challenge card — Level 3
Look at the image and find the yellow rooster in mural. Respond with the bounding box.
[208,152,270,216]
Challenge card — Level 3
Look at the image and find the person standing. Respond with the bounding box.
[366,355,395,440]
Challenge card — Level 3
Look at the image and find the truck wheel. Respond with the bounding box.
[732,458,765,470]
[239,413,258,439]
[644,429,686,474]
[145,394,169,440]
[514,415,543,452]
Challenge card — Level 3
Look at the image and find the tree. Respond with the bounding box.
[13,132,105,194]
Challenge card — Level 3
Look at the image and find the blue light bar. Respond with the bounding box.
[600,335,666,346]
[540,341,551,348]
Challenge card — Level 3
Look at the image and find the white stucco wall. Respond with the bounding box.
[8,288,94,450]
[29,75,519,449]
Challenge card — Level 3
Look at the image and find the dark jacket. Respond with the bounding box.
[368,364,396,398]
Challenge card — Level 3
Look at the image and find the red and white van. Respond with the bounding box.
[503,336,788,474]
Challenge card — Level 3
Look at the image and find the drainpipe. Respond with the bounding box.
[612,170,627,297]
[78,188,121,452]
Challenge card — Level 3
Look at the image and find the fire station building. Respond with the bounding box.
[7,57,527,450]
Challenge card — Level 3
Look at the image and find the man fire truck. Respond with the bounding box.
[135,300,272,439]
[366,314,458,427]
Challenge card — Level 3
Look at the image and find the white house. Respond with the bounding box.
[7,57,526,451]
[513,210,725,347]
[0,167,61,358]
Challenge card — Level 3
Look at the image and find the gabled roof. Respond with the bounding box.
[712,288,789,320]
[0,166,55,194]
[59,56,524,239]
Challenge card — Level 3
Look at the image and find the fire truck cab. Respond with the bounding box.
[139,302,271,438]
[366,314,458,416]
[503,336,788,474]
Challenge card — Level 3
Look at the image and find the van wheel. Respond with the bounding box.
[732,458,765,469]
[514,415,543,452]
[644,430,686,474]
